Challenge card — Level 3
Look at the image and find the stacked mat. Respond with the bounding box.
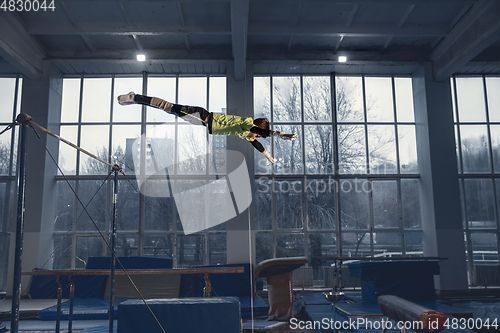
[117,298,241,333]
[347,261,440,301]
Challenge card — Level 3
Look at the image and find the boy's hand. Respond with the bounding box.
[279,133,298,140]
[263,150,275,164]
[270,131,298,140]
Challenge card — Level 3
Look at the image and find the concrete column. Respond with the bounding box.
[225,61,256,265]
[6,61,63,296]
[412,63,468,294]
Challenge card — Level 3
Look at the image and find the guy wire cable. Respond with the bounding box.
[0,121,17,136]
[23,169,114,295]
[117,170,201,269]
[24,118,168,333]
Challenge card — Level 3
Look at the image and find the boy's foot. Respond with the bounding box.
[117,92,136,105]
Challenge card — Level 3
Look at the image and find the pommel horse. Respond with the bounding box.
[377,295,447,333]
[253,257,308,321]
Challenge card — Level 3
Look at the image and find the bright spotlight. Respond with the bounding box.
[338,56,347,63]
[137,54,146,62]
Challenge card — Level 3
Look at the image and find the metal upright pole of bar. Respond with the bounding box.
[68,276,75,333]
[10,119,29,333]
[109,169,118,333]
[55,276,62,333]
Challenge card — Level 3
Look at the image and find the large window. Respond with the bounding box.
[453,76,500,286]
[254,75,421,286]
[55,75,227,269]
[0,76,22,291]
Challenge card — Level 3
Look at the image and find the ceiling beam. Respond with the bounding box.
[47,48,233,61]
[250,24,446,36]
[336,3,358,52]
[60,1,96,52]
[177,2,191,51]
[25,22,230,35]
[231,0,249,80]
[0,14,45,79]
[346,4,358,28]
[287,2,302,51]
[59,0,477,3]
[131,35,144,51]
[431,0,500,81]
[250,0,477,2]
[46,47,430,63]
[25,22,448,37]
[383,4,414,50]
[117,2,144,52]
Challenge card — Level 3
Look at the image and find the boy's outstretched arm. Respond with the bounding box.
[250,140,275,164]
[250,127,298,140]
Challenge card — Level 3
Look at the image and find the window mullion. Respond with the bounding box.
[331,74,342,258]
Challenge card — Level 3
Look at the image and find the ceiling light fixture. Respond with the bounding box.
[137,54,146,62]
[338,56,347,63]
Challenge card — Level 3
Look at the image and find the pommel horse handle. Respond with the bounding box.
[377,295,447,333]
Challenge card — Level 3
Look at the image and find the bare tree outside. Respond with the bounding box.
[254,75,420,286]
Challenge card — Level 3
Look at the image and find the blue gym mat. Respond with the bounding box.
[240,296,268,317]
[242,320,287,330]
[38,296,268,321]
[80,325,117,333]
[80,321,286,333]
[353,329,475,333]
[304,294,475,333]
[344,292,372,303]
[336,302,384,316]
[348,261,440,279]
[335,301,473,317]
[39,298,128,321]
[118,297,242,333]
[298,292,332,305]
[2,319,116,331]
[306,304,334,316]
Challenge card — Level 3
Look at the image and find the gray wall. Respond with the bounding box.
[413,63,468,293]
[6,61,62,296]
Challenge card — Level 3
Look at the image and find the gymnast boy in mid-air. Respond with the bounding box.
[118,92,298,163]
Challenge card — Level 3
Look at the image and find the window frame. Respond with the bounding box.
[0,75,22,290]
[453,75,500,286]
[55,73,228,269]
[253,74,422,275]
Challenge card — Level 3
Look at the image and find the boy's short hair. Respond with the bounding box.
[253,118,270,130]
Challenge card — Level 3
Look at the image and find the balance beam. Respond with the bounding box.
[377,295,447,333]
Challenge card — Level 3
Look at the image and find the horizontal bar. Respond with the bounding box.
[17,114,119,172]
[22,266,245,276]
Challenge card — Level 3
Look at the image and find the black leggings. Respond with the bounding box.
[134,94,209,126]
[134,94,268,152]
